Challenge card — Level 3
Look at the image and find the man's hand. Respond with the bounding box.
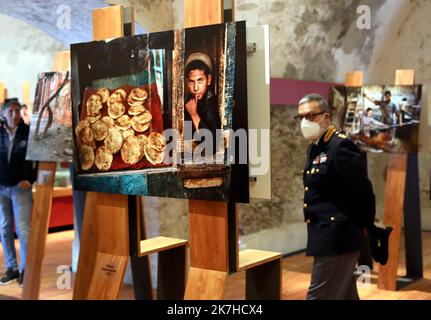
[18,180,32,190]
[185,96,201,131]
[185,96,198,117]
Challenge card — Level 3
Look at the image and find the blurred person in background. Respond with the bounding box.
[0,99,37,287]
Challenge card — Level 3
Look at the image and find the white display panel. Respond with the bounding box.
[246,25,271,200]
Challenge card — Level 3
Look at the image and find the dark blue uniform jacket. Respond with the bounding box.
[303,126,376,256]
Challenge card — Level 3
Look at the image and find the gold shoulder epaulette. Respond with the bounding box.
[337,133,348,139]
[323,125,337,142]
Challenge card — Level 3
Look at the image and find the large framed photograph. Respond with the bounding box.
[71,21,249,202]
[26,72,73,162]
[329,85,422,153]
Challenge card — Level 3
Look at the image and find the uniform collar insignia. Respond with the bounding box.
[323,125,337,143]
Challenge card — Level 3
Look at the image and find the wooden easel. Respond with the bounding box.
[377,69,423,291]
[345,70,423,291]
[184,0,282,300]
[74,1,281,301]
[73,5,188,300]
[22,51,70,300]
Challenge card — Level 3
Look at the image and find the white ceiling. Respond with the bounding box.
[0,0,146,45]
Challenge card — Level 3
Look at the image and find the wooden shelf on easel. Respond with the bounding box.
[140,236,188,256]
[238,249,282,271]
[238,249,283,300]
[139,236,188,300]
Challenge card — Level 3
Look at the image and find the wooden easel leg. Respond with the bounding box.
[188,200,229,271]
[157,246,187,299]
[129,196,153,300]
[245,258,282,300]
[185,199,229,299]
[404,153,423,279]
[378,154,407,291]
[83,193,130,300]
[184,267,228,300]
[73,192,99,299]
[130,256,153,300]
[22,162,57,300]
[87,253,128,300]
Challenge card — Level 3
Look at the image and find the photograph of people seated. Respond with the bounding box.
[330,85,421,153]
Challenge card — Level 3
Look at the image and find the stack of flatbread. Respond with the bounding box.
[76,86,166,171]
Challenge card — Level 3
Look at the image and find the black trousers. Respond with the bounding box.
[307,250,360,300]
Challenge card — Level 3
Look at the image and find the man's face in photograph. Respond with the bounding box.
[384,93,391,103]
[187,69,212,101]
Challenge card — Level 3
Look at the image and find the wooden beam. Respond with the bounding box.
[72,191,99,299]
[184,0,223,27]
[377,153,408,290]
[188,200,229,271]
[184,267,228,300]
[395,69,415,86]
[96,194,130,256]
[345,71,363,87]
[92,5,124,40]
[21,162,57,299]
[87,253,128,300]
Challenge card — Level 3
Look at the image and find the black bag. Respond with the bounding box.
[369,224,393,265]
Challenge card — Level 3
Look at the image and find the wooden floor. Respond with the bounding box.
[1,230,431,300]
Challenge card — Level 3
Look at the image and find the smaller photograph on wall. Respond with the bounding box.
[329,85,422,153]
[26,72,73,162]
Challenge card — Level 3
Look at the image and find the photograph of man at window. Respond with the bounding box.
[184,52,221,156]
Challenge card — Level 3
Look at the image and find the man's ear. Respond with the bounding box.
[207,74,212,86]
[325,112,331,124]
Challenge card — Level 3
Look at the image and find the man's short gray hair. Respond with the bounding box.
[298,93,329,113]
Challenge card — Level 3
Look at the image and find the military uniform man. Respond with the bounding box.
[296,93,376,300]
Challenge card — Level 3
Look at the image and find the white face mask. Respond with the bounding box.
[300,114,325,141]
